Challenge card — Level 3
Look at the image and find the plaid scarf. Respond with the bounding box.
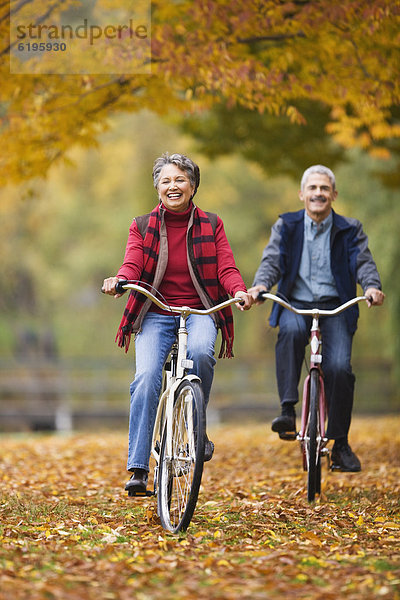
[116,203,235,358]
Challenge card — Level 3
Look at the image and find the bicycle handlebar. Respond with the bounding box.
[257,292,368,316]
[112,281,244,314]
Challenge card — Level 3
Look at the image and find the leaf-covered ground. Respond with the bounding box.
[0,415,399,600]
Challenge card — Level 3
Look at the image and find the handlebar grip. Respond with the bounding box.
[115,280,128,294]
[233,297,245,306]
[257,291,267,302]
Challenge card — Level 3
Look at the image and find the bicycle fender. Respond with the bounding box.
[164,375,202,418]
[167,374,201,400]
[179,374,201,384]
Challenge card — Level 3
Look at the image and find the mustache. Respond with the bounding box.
[310,196,328,203]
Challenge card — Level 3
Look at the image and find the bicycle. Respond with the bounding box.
[258,292,368,502]
[114,281,244,532]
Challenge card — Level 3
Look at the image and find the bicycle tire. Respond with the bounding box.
[157,379,205,532]
[307,369,321,502]
[315,456,321,495]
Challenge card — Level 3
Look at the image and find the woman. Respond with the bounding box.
[103,153,252,493]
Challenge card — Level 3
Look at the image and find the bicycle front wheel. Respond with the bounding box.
[307,369,321,502]
[157,379,205,532]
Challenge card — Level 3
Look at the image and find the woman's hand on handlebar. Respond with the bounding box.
[102,276,124,298]
[234,290,254,311]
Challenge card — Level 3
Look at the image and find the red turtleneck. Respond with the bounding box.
[152,205,203,312]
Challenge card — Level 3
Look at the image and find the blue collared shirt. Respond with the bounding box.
[291,211,339,302]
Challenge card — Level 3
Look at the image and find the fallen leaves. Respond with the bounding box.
[0,415,399,599]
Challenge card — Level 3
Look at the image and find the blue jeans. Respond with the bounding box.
[127,312,217,472]
[276,300,355,440]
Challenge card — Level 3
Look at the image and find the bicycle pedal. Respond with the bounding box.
[279,431,297,441]
[127,489,155,497]
[330,463,343,472]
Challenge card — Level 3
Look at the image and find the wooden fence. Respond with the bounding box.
[0,357,396,432]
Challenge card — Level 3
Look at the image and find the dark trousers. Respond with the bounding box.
[275,300,355,440]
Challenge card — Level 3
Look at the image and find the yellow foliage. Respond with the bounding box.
[1,0,400,184]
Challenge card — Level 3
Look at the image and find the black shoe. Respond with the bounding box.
[125,468,148,493]
[204,434,214,462]
[331,442,361,472]
[271,414,297,440]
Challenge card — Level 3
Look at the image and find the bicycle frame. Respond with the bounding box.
[151,356,200,474]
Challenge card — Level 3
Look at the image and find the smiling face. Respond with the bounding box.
[299,172,337,223]
[157,164,195,212]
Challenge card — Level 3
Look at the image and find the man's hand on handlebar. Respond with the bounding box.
[102,276,126,298]
[364,287,385,308]
[247,285,269,305]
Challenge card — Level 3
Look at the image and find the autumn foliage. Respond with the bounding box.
[2,0,400,184]
[0,416,399,599]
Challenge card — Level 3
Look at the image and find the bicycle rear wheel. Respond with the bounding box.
[157,379,205,532]
[307,369,321,502]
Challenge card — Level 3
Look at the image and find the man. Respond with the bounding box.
[249,165,385,472]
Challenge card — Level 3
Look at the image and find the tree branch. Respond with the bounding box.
[45,77,141,115]
[236,32,306,44]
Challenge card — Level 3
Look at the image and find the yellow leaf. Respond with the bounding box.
[213,530,223,539]
[88,517,98,524]
[146,508,154,523]
[217,559,230,567]
[383,522,400,529]
[194,530,207,538]
[302,531,322,546]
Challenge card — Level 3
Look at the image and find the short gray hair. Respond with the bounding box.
[301,165,336,192]
[152,152,200,198]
